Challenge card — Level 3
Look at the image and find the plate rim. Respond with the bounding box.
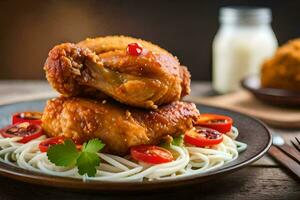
[0,98,272,191]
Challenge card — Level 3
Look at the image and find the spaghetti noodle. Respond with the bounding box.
[0,127,247,182]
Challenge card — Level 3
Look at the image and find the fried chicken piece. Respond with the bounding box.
[42,97,199,155]
[261,39,300,92]
[77,35,174,57]
[44,36,190,109]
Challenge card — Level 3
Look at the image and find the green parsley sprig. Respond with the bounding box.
[47,139,105,177]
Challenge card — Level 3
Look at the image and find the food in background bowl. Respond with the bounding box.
[261,39,300,92]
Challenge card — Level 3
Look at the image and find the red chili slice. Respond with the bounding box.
[184,126,223,147]
[12,111,42,125]
[131,145,173,164]
[38,137,82,153]
[195,114,233,133]
[0,122,43,143]
[38,136,65,152]
[126,43,143,56]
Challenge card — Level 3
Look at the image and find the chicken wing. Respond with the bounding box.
[42,97,199,155]
[44,36,190,109]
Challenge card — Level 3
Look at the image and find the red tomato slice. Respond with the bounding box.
[39,136,65,152]
[39,137,82,153]
[195,114,233,133]
[0,122,43,143]
[131,145,173,164]
[12,112,42,125]
[184,127,223,147]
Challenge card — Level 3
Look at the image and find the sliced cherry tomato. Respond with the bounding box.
[194,114,233,133]
[38,137,82,153]
[12,111,42,125]
[131,145,173,164]
[184,127,223,147]
[0,122,43,143]
[39,136,65,152]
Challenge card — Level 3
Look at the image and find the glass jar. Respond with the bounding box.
[212,7,278,94]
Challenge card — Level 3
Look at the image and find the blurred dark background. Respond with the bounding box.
[0,0,299,81]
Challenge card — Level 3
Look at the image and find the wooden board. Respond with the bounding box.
[188,90,300,128]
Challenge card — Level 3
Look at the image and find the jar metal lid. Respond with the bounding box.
[220,7,272,24]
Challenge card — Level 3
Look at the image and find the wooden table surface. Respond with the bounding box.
[0,80,299,200]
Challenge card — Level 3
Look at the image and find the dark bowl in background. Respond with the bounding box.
[241,75,300,107]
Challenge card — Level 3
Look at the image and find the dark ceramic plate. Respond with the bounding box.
[0,99,272,191]
[241,75,300,106]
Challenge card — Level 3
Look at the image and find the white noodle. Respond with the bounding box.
[0,126,247,182]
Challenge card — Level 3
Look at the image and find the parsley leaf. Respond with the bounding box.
[46,138,105,177]
[77,151,100,176]
[83,138,105,153]
[47,139,80,167]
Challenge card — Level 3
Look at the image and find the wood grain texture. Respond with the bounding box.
[0,167,298,200]
[0,80,56,105]
[276,144,300,164]
[268,146,300,179]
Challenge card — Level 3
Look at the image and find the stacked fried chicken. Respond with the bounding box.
[42,36,199,155]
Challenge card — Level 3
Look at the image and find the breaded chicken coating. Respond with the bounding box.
[42,97,199,155]
[261,39,300,92]
[44,36,190,109]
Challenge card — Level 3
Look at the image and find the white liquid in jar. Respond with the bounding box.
[212,7,278,94]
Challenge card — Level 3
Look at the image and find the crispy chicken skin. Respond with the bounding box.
[261,39,300,92]
[77,35,173,57]
[42,97,199,155]
[44,36,191,109]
